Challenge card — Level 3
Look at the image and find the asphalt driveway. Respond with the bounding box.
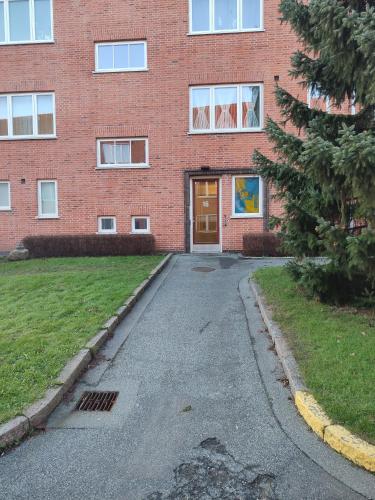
[0,254,374,499]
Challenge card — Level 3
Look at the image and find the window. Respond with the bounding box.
[190,84,262,133]
[0,0,53,44]
[0,181,10,210]
[98,216,117,234]
[38,180,57,218]
[307,86,330,113]
[0,93,55,139]
[97,138,148,168]
[232,175,263,218]
[132,216,150,234]
[190,0,262,34]
[95,41,147,72]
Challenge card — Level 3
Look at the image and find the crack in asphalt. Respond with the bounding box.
[146,438,277,499]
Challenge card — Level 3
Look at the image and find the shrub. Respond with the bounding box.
[243,232,284,257]
[286,260,374,305]
[23,234,156,258]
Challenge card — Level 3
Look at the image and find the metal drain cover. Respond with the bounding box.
[192,267,216,273]
[75,391,119,412]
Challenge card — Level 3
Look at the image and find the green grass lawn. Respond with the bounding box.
[254,266,375,444]
[0,255,164,425]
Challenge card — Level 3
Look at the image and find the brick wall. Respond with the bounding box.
[0,0,301,252]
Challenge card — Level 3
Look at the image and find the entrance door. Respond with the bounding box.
[192,179,221,252]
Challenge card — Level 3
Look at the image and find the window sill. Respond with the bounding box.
[231,214,263,219]
[92,69,148,75]
[188,29,265,36]
[96,232,118,235]
[96,165,150,170]
[188,129,263,135]
[0,40,55,47]
[0,208,11,212]
[36,216,60,220]
[131,231,151,235]
[0,135,57,141]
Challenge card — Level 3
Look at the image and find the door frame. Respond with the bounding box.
[190,176,222,253]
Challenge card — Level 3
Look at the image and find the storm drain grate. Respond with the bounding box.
[75,391,119,412]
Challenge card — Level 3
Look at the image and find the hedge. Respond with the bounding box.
[243,232,283,257]
[23,234,156,258]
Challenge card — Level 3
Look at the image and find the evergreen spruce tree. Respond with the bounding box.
[253,0,375,304]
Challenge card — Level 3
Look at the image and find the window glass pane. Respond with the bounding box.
[191,0,210,32]
[101,218,114,231]
[192,88,210,130]
[214,0,237,30]
[97,45,113,70]
[134,218,148,230]
[100,141,115,164]
[129,43,145,68]
[9,0,31,41]
[0,2,5,42]
[37,94,54,135]
[234,177,260,215]
[0,96,8,136]
[242,86,260,128]
[12,95,33,135]
[114,44,129,69]
[131,140,146,164]
[0,183,9,208]
[242,0,261,29]
[34,0,52,40]
[214,87,237,129]
[115,141,130,164]
[40,182,56,215]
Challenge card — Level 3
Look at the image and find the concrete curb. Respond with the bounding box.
[250,278,375,473]
[0,253,173,450]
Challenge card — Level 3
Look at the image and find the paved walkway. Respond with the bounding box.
[0,254,374,499]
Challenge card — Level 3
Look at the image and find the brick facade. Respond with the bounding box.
[0,0,301,253]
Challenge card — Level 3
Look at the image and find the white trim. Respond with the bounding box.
[95,40,147,73]
[0,181,10,210]
[131,216,150,234]
[189,0,263,34]
[0,92,56,140]
[0,0,53,45]
[96,137,149,168]
[232,175,263,218]
[37,179,58,219]
[98,216,117,234]
[189,83,263,133]
[190,176,222,253]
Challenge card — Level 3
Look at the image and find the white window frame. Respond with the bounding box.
[131,216,150,234]
[96,138,149,169]
[232,175,263,218]
[0,181,10,210]
[0,0,54,45]
[0,92,56,140]
[189,83,263,134]
[307,86,331,113]
[95,41,148,73]
[37,179,58,219]
[189,0,264,35]
[98,216,117,234]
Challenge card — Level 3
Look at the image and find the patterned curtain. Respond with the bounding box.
[243,87,259,128]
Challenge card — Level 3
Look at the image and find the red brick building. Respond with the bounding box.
[0,0,302,253]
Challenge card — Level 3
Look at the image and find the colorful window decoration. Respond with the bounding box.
[233,176,262,217]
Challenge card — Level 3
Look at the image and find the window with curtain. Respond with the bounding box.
[0,182,10,210]
[0,0,52,44]
[38,180,57,218]
[96,41,147,72]
[232,176,263,217]
[0,93,55,138]
[190,84,262,132]
[190,0,262,33]
[97,138,148,168]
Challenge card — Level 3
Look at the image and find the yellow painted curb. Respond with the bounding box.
[324,425,375,473]
[295,391,332,439]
